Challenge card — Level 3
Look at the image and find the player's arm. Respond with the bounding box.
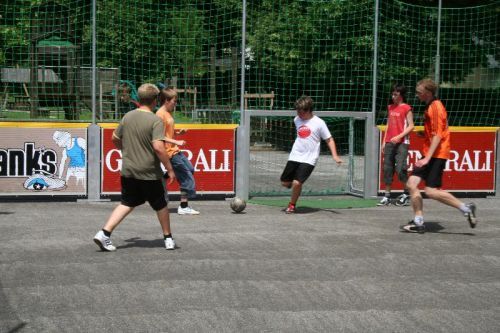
[152,140,176,184]
[112,131,122,149]
[325,137,343,164]
[163,136,186,147]
[382,107,389,152]
[176,128,187,135]
[416,135,441,167]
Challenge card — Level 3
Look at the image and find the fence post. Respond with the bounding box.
[235,0,249,200]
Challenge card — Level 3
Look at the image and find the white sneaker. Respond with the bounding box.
[377,197,390,206]
[177,206,200,215]
[165,237,176,250]
[395,194,410,206]
[93,230,116,252]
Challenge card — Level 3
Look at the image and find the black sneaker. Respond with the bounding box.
[401,221,425,233]
[395,194,410,206]
[465,203,477,228]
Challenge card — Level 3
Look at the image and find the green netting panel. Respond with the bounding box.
[376,0,499,127]
[1,0,91,120]
[0,0,242,122]
[95,0,242,122]
[0,0,498,124]
[246,0,376,112]
[248,114,366,196]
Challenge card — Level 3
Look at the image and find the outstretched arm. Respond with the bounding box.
[163,136,186,147]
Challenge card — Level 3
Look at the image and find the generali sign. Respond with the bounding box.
[379,128,497,192]
[101,125,236,194]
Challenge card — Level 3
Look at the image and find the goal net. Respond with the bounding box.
[244,110,371,197]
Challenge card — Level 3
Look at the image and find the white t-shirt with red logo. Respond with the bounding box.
[288,115,332,166]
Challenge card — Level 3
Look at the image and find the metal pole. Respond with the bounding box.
[435,0,442,86]
[81,0,106,202]
[365,0,380,199]
[235,0,249,200]
[91,0,97,125]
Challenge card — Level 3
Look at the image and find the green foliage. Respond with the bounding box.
[0,0,497,125]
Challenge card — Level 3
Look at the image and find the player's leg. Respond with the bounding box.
[379,143,396,206]
[395,143,410,206]
[145,178,176,249]
[289,179,303,209]
[286,163,315,214]
[94,177,141,251]
[173,154,199,215]
[280,161,297,189]
[423,158,477,228]
[401,173,425,233]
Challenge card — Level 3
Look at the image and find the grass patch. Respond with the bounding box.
[249,197,378,209]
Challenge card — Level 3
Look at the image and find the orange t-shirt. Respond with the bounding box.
[155,109,180,159]
[423,99,450,160]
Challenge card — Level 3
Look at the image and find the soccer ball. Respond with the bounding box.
[230,197,246,213]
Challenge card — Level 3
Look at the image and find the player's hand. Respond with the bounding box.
[334,156,343,164]
[163,170,176,185]
[415,157,429,168]
[177,129,187,135]
[390,136,401,144]
[176,139,186,146]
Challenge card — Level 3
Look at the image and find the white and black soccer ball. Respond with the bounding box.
[230,197,246,213]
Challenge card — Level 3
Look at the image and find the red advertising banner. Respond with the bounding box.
[101,124,237,194]
[378,127,497,192]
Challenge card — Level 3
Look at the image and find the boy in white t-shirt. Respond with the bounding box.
[280,96,343,213]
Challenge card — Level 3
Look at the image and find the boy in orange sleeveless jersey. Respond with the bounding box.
[402,79,477,233]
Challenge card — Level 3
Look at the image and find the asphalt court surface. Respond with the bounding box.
[1,196,499,332]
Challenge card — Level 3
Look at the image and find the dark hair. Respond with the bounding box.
[391,83,407,102]
[295,95,313,112]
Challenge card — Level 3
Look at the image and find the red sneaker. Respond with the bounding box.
[285,203,296,214]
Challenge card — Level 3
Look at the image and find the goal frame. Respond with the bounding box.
[235,109,379,200]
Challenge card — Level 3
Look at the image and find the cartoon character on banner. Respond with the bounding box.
[52,130,87,187]
[22,130,86,191]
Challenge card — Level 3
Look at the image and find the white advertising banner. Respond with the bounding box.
[0,123,88,196]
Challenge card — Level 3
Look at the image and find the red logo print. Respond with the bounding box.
[298,125,311,138]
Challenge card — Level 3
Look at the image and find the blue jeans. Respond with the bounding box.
[171,152,196,198]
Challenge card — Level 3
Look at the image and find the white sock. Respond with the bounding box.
[414,216,424,226]
[459,203,470,214]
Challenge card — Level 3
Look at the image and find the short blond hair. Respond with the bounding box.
[137,83,160,105]
[159,87,178,106]
[417,78,438,96]
[295,95,313,112]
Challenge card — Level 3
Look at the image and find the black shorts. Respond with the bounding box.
[280,161,315,184]
[120,177,167,211]
[411,158,447,188]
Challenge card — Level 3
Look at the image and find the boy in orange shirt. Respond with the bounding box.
[402,79,477,233]
[157,88,200,215]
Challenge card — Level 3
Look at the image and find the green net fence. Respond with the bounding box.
[376,1,500,127]
[1,0,498,196]
[1,0,498,124]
